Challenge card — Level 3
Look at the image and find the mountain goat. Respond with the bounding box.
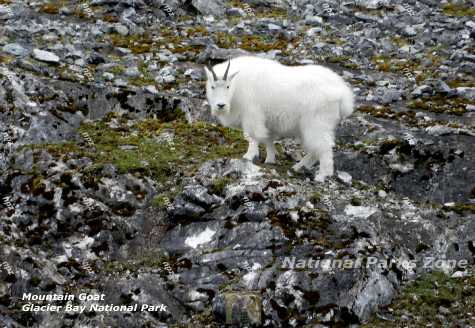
[204,56,354,182]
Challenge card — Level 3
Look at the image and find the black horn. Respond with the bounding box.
[223,60,231,80]
[208,65,218,81]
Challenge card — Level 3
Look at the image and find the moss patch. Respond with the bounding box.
[372,49,448,82]
[214,32,300,55]
[442,203,475,215]
[442,2,475,16]
[39,2,63,15]
[364,270,475,327]
[27,115,247,187]
[407,96,472,116]
[209,177,235,197]
[0,53,15,64]
[107,28,205,57]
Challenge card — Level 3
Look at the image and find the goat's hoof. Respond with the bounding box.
[264,158,276,164]
[314,174,329,183]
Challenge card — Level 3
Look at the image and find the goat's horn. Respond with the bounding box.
[223,60,231,80]
[208,65,218,81]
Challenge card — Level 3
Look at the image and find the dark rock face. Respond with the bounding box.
[335,120,475,204]
[1,0,474,327]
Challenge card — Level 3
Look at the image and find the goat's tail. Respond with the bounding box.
[339,84,354,120]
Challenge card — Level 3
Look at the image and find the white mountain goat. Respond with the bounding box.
[204,56,354,182]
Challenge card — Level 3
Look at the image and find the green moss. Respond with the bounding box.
[442,2,475,16]
[407,96,471,116]
[357,105,394,118]
[30,276,41,286]
[372,49,448,82]
[126,61,156,86]
[446,79,475,88]
[255,7,287,18]
[24,174,47,196]
[443,203,475,215]
[364,270,475,327]
[209,177,234,196]
[379,139,402,154]
[151,194,172,209]
[108,64,126,75]
[28,116,247,186]
[325,55,358,69]
[109,33,156,54]
[96,10,115,22]
[107,28,205,57]
[0,53,15,64]
[357,105,422,126]
[352,180,370,191]
[185,26,209,37]
[39,2,61,14]
[128,76,155,87]
[214,32,300,55]
[309,192,321,204]
[350,197,362,206]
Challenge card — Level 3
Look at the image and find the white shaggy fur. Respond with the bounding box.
[204,56,354,182]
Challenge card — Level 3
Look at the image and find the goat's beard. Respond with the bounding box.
[211,107,229,116]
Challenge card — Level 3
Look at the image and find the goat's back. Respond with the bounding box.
[213,56,353,121]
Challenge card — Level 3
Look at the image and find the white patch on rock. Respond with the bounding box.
[32,49,60,63]
[337,171,352,185]
[242,262,262,288]
[185,227,216,248]
[389,162,414,173]
[187,290,208,302]
[344,205,378,219]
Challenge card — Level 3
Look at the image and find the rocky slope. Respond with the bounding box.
[0,0,474,327]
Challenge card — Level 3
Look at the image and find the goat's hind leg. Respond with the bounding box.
[264,140,276,164]
[313,133,335,182]
[300,120,335,182]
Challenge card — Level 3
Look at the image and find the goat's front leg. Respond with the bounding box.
[243,133,259,161]
[243,113,274,163]
[264,141,276,164]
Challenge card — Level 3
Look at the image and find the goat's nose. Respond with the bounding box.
[217,103,225,109]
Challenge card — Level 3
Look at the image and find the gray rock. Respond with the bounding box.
[2,43,28,56]
[456,87,475,100]
[191,0,227,16]
[337,171,352,185]
[438,306,450,315]
[411,84,432,97]
[403,25,417,36]
[124,66,140,77]
[226,7,246,16]
[113,24,129,36]
[32,49,60,63]
[305,15,323,26]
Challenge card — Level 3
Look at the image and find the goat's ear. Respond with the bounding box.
[204,66,213,82]
[228,71,239,82]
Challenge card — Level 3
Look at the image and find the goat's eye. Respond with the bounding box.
[211,86,215,90]
[226,86,229,89]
